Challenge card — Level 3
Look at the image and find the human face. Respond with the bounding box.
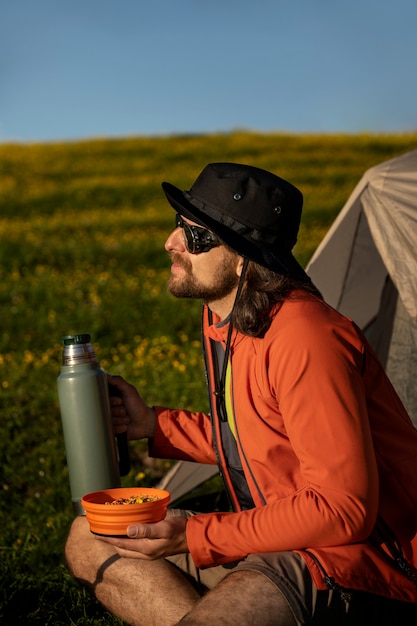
[164,215,242,316]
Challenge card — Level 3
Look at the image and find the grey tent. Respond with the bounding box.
[160,149,417,502]
[158,458,219,504]
[306,148,417,427]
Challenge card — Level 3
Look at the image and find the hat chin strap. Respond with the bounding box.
[213,257,249,419]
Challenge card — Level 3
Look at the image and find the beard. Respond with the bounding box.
[167,253,239,301]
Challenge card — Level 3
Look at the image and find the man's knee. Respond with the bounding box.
[66,514,90,540]
[65,515,113,584]
[65,515,90,556]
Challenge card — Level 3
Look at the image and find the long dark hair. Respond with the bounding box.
[232,261,323,338]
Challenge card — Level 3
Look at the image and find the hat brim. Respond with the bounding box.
[162,182,310,282]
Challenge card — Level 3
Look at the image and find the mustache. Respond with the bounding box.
[169,252,192,272]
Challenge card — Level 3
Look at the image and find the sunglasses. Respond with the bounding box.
[175,214,221,254]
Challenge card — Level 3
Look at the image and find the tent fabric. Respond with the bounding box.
[158,460,218,504]
[306,150,417,328]
[306,149,417,426]
[160,150,417,501]
[385,293,417,421]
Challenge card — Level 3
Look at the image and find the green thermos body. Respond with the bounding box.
[57,334,128,515]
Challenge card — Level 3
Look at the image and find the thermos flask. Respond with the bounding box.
[57,333,130,515]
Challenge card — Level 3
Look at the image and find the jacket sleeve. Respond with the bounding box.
[187,301,381,568]
[149,406,217,465]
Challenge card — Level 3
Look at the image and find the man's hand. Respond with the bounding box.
[107,374,156,441]
[96,511,189,560]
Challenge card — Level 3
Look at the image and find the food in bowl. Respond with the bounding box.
[105,494,161,505]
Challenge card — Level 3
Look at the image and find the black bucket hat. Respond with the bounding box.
[162,162,309,282]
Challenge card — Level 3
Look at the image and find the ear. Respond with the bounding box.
[236,255,245,278]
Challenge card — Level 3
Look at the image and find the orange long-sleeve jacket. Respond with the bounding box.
[151,293,417,602]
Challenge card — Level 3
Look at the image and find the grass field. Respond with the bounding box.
[1,131,416,624]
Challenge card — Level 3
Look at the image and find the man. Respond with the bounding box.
[65,163,417,625]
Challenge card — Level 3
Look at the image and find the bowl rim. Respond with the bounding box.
[81,487,170,508]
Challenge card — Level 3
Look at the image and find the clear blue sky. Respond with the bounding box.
[1,0,416,143]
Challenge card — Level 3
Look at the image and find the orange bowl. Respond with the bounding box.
[82,487,170,536]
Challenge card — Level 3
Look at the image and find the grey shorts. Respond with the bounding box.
[167,550,317,624]
[167,537,417,625]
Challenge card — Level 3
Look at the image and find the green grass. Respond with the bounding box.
[1,131,416,624]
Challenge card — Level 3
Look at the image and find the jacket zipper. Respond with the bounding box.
[302,549,352,601]
[201,308,239,511]
[229,358,267,506]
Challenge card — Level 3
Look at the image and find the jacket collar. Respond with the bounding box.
[204,307,245,349]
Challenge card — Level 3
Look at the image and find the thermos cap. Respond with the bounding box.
[63,334,91,346]
[61,333,97,365]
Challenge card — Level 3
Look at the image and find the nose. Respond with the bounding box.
[164,226,186,253]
